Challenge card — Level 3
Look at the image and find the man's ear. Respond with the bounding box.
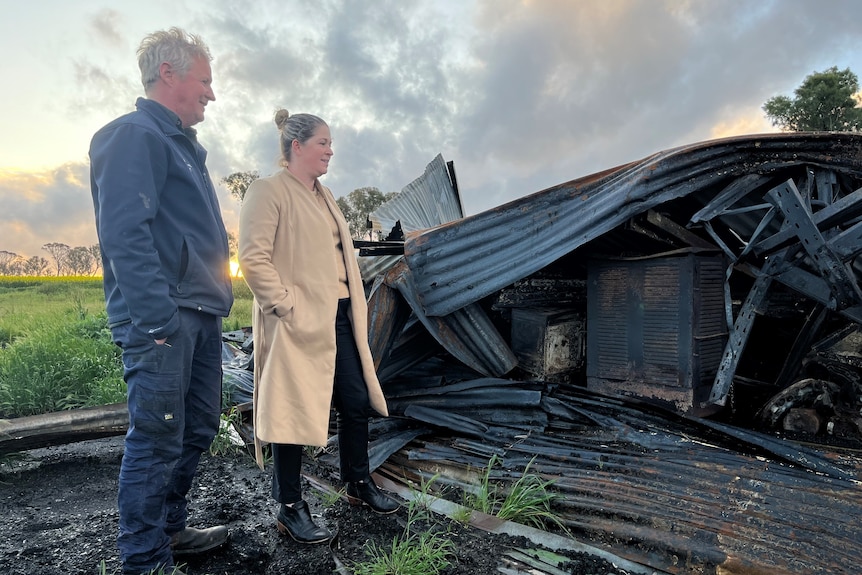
[159,62,174,85]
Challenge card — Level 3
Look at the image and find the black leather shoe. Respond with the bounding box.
[346,477,400,514]
[169,525,229,556]
[276,500,332,544]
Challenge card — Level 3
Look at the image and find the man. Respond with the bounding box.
[89,27,234,575]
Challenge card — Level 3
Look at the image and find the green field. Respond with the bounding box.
[0,276,253,419]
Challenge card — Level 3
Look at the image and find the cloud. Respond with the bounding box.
[6,0,862,259]
[0,164,97,258]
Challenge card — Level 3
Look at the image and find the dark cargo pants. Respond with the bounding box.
[112,308,222,574]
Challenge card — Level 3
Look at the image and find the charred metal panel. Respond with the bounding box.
[493,277,586,309]
[510,307,585,381]
[367,277,412,370]
[586,250,727,414]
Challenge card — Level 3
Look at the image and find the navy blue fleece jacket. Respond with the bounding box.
[89,98,233,338]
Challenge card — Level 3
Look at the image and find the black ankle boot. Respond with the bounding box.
[276,500,332,544]
[346,477,400,514]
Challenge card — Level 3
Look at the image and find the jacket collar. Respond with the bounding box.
[135,97,195,138]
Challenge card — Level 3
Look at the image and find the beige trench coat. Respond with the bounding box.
[238,169,388,468]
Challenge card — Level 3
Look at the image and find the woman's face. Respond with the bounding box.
[292,124,333,180]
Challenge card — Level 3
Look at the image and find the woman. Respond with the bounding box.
[238,110,398,544]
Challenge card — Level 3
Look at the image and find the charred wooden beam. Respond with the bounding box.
[0,403,128,455]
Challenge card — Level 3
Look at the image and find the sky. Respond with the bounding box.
[3,0,862,261]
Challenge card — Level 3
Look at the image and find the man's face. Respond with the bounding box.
[172,57,215,128]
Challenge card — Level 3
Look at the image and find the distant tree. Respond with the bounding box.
[87,244,102,275]
[336,187,399,239]
[8,256,27,276]
[0,250,17,275]
[221,171,260,203]
[42,242,70,276]
[23,256,49,276]
[763,66,862,132]
[67,246,97,276]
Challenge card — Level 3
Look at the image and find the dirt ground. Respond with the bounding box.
[0,436,631,575]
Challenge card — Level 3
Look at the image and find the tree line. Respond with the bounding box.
[0,243,102,277]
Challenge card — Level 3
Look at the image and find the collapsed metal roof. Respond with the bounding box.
[401,132,862,318]
[346,132,862,574]
[368,132,862,413]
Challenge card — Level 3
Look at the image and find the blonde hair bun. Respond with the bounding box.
[274,109,290,130]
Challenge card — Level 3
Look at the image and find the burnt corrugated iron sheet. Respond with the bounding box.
[366,381,862,575]
[369,153,464,234]
[362,153,519,379]
[402,132,862,318]
[360,154,464,282]
[374,260,517,377]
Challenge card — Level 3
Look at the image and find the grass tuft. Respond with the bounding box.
[463,454,566,532]
[350,475,455,575]
[208,406,246,456]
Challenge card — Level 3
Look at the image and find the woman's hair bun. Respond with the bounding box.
[274,108,291,130]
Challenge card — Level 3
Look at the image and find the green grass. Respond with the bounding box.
[0,276,254,419]
[0,276,105,347]
[225,278,253,331]
[462,455,566,532]
[0,304,125,417]
[350,475,455,575]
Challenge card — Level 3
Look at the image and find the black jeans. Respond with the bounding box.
[272,298,373,503]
